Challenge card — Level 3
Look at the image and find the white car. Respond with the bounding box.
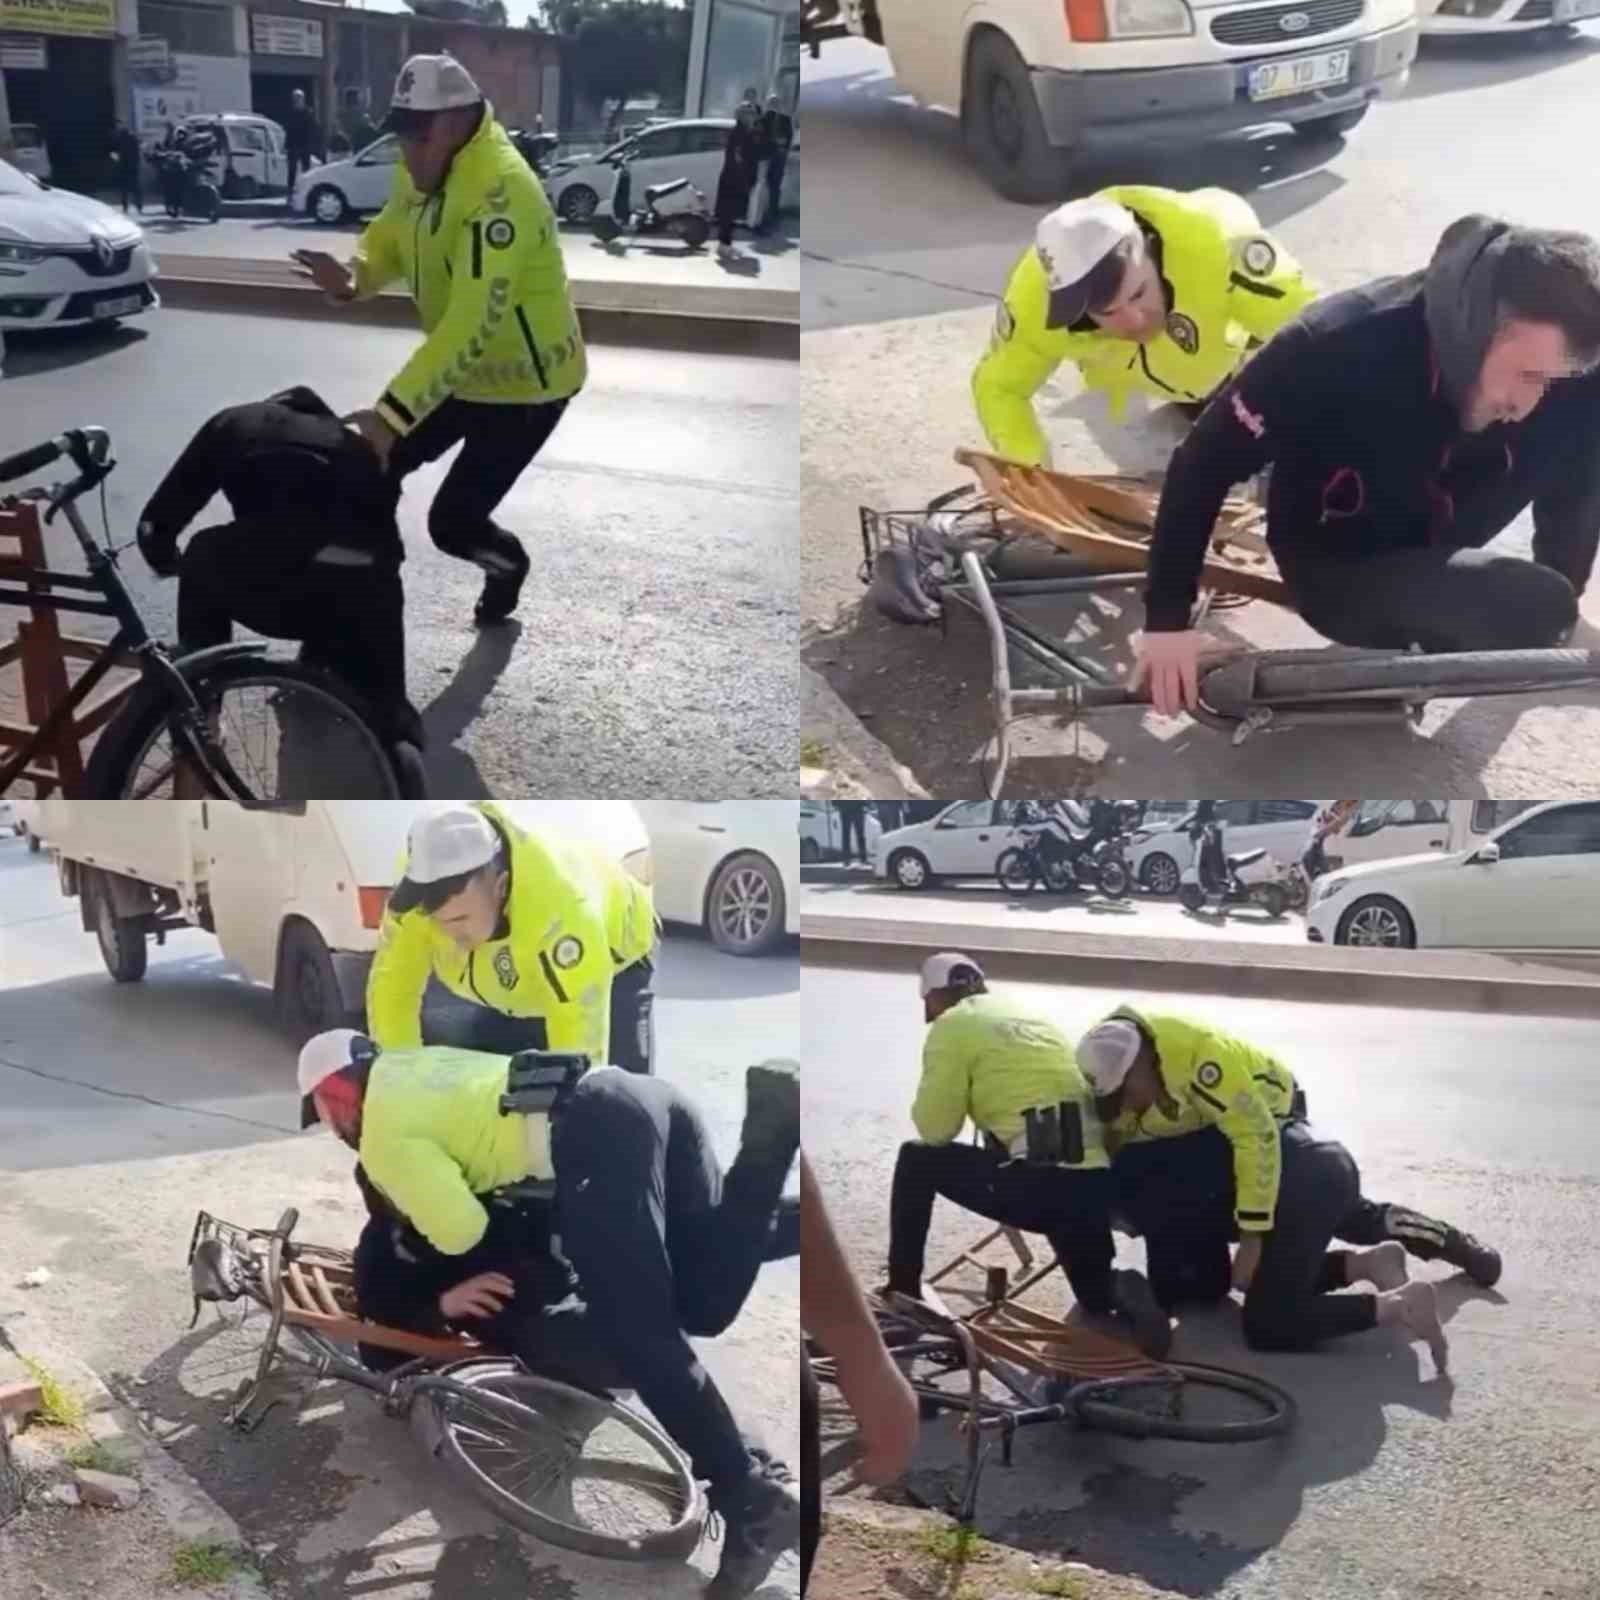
[799,800,883,863]
[1306,800,1600,949]
[1418,0,1598,35]
[545,118,800,225]
[636,801,798,957]
[1129,800,1322,897]
[0,160,158,332]
[293,133,402,224]
[872,801,1033,890]
[6,124,50,183]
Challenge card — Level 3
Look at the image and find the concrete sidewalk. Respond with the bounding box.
[802,909,1600,1018]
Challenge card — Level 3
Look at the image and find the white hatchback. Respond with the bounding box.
[1128,800,1322,897]
[1417,0,1598,34]
[872,801,1033,890]
[1306,800,1600,949]
[293,134,403,225]
[0,160,158,332]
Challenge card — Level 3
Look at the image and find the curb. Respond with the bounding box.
[6,1341,267,1597]
[154,254,800,352]
[800,912,1600,1018]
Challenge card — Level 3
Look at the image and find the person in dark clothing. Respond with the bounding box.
[759,95,792,235]
[1136,216,1600,716]
[109,123,143,214]
[834,799,870,863]
[715,100,762,257]
[135,386,422,750]
[283,89,321,191]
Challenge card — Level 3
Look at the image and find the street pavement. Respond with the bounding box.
[0,835,801,1599]
[803,950,1600,1600]
[2,304,796,796]
[800,31,1600,797]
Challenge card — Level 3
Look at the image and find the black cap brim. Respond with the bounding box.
[385,877,425,915]
[1045,284,1090,331]
[383,106,434,138]
[300,1091,320,1130]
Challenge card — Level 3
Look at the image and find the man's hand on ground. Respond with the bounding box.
[343,407,399,470]
[290,248,354,302]
[1232,1233,1265,1293]
[1132,628,1207,717]
[440,1272,515,1320]
[841,1349,919,1485]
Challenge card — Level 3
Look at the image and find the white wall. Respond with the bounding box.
[131,50,251,140]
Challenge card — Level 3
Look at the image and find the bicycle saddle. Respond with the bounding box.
[188,1235,249,1327]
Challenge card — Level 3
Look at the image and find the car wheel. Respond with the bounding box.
[1140,852,1181,896]
[92,873,148,983]
[961,29,1073,203]
[276,917,355,1037]
[309,185,349,225]
[888,849,931,891]
[1335,896,1416,949]
[800,838,821,864]
[559,185,599,224]
[706,852,786,958]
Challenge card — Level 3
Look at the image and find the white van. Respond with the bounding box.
[804,0,1417,201]
[1320,800,1539,872]
[176,113,290,199]
[37,801,650,1033]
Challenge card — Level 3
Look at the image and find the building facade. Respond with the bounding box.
[686,0,798,119]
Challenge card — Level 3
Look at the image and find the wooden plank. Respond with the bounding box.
[955,447,1287,605]
[278,1303,482,1361]
[308,1266,345,1319]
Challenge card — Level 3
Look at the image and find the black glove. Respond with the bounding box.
[137,520,180,578]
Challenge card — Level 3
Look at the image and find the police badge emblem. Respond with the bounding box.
[553,936,583,970]
[493,947,518,990]
[1241,238,1277,278]
[1166,312,1199,355]
[1197,1061,1223,1090]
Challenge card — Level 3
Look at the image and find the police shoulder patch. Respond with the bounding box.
[1165,311,1199,355]
[485,217,516,250]
[1196,1060,1223,1090]
[994,300,1016,342]
[553,935,584,970]
[1238,237,1277,278]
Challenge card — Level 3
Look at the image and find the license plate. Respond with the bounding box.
[1249,48,1352,103]
[1555,0,1600,19]
[93,293,142,319]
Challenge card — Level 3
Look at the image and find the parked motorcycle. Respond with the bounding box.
[591,152,710,250]
[998,802,1130,898]
[1178,818,1296,918]
[152,133,221,223]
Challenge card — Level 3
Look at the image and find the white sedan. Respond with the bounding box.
[292,136,401,225]
[871,802,1030,890]
[1305,800,1600,949]
[1418,0,1599,34]
[636,801,798,957]
[0,160,158,333]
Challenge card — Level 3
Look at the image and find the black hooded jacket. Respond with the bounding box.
[1145,216,1600,630]
[137,386,403,569]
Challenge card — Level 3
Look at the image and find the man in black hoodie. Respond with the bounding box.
[1136,217,1600,716]
[136,386,421,748]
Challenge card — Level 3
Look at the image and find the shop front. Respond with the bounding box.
[0,0,118,189]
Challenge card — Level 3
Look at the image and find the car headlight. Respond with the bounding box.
[0,241,46,265]
[1313,878,1350,906]
[1077,0,1194,38]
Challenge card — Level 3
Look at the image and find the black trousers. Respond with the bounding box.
[765,154,788,224]
[1274,541,1579,652]
[800,1346,819,1595]
[839,806,868,863]
[552,1067,797,1500]
[387,397,569,579]
[417,951,656,1075]
[887,1141,1117,1315]
[287,149,313,190]
[715,170,752,247]
[175,526,418,748]
[118,172,142,212]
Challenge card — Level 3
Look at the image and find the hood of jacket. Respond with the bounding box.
[1422,214,1516,411]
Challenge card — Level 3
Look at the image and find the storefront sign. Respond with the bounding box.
[128,35,171,70]
[0,0,114,39]
[251,13,323,57]
[0,32,47,67]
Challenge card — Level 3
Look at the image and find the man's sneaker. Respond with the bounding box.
[1440,1227,1502,1289]
[1110,1269,1173,1361]
[740,1060,799,1162]
[473,543,531,625]
[706,1458,800,1598]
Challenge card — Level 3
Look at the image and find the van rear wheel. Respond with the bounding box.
[277,918,353,1038]
[962,30,1073,203]
[92,873,148,983]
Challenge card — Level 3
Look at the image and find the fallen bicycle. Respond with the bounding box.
[860,450,1600,796]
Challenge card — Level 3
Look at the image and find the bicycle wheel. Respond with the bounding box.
[1066,1361,1295,1444]
[429,1363,706,1561]
[85,656,400,800]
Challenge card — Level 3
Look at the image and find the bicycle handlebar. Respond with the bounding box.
[0,428,112,492]
[0,436,67,486]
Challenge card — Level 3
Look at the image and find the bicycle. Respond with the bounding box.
[0,428,424,798]
[806,1278,1294,1526]
[185,1206,706,1562]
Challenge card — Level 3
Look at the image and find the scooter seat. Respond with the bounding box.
[646,177,690,203]
[1227,848,1268,869]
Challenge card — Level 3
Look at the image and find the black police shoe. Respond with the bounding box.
[1440,1227,1502,1289]
[473,545,531,625]
[1110,1269,1173,1361]
[706,1456,801,1599]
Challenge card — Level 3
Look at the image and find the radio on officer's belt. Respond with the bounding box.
[499,1050,590,1115]
[1020,1101,1085,1166]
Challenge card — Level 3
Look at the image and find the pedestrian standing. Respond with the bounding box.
[284,89,320,191]
[109,122,143,214]
[714,99,761,260]
[834,799,869,864]
[759,94,793,235]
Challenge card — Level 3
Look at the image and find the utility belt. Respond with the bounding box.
[497,1050,591,1193]
[983,1100,1087,1168]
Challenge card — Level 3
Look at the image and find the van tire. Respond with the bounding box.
[276,918,354,1039]
[963,30,1072,204]
[91,873,148,984]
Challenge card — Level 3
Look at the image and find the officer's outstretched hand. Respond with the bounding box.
[1132,628,1206,717]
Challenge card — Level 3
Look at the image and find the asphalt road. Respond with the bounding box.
[0,837,802,1599]
[802,951,1600,1600]
[800,31,1600,797]
[3,303,796,796]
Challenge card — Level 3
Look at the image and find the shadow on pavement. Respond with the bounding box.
[717,251,765,279]
[653,929,800,1001]
[2,320,150,378]
[418,624,520,799]
[1403,28,1600,101]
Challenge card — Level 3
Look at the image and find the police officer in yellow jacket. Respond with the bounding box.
[972,187,1315,468]
[883,954,1171,1358]
[292,55,584,624]
[366,803,658,1070]
[1077,1007,1498,1369]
